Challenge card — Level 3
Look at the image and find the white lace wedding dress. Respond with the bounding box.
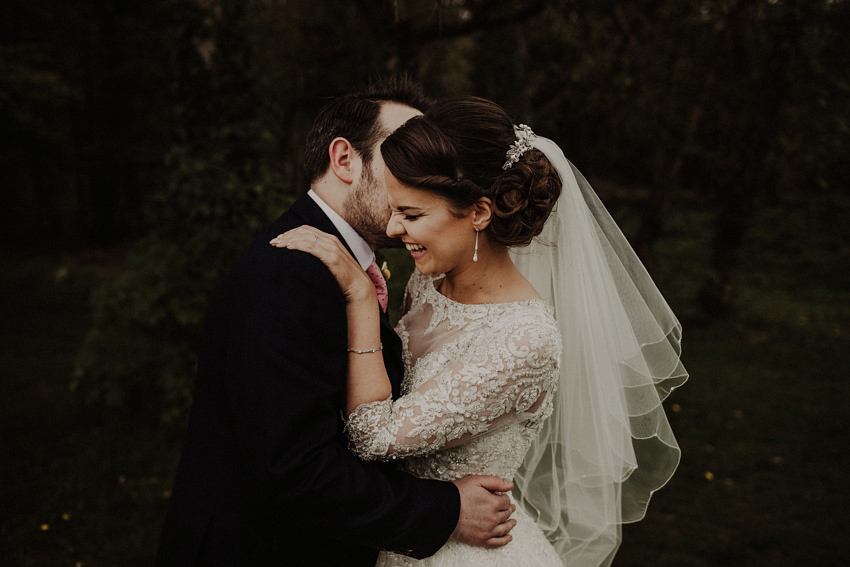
[345,270,564,566]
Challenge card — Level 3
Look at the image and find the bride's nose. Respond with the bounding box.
[386,215,405,238]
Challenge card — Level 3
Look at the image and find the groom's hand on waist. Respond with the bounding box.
[450,475,516,548]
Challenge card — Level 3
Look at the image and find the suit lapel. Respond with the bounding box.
[288,193,405,398]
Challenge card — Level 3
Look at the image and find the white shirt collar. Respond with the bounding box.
[307,189,374,270]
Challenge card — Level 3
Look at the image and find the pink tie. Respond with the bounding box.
[365,259,388,312]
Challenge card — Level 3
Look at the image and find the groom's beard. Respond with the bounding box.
[344,164,403,250]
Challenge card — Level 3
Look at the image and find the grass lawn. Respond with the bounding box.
[1,239,847,566]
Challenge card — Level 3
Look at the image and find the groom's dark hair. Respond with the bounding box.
[303,75,432,183]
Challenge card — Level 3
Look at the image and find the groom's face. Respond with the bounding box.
[344,102,421,250]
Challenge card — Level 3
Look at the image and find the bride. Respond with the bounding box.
[273,96,687,566]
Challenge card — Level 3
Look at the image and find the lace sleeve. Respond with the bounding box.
[345,318,560,461]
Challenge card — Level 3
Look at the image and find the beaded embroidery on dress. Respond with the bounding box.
[345,270,564,566]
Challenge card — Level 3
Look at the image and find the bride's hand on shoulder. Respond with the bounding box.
[270,227,375,304]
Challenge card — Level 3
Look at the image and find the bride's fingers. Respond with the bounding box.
[279,237,343,269]
[271,226,320,243]
[269,227,373,299]
[270,229,351,264]
[270,226,332,248]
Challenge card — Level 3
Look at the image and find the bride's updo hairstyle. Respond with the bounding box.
[381,96,561,247]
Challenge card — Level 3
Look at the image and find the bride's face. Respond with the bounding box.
[385,172,477,276]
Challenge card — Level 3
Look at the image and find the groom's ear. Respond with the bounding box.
[472,197,494,230]
[328,137,357,184]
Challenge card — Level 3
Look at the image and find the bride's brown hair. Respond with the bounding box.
[381,96,561,247]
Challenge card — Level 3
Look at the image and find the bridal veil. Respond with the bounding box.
[509,132,688,566]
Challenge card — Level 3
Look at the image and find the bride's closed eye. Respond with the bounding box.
[393,209,423,221]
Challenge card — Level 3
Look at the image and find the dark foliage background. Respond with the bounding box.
[1,0,848,565]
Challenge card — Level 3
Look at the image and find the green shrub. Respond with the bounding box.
[73,128,291,423]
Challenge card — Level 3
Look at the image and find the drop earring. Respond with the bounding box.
[473,228,479,262]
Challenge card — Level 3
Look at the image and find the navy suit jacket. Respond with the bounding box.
[156,193,460,566]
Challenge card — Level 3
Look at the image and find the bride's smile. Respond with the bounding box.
[404,242,427,259]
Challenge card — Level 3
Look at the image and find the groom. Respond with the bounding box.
[156,77,516,566]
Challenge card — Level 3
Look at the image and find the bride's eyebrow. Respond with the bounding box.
[392,205,423,212]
